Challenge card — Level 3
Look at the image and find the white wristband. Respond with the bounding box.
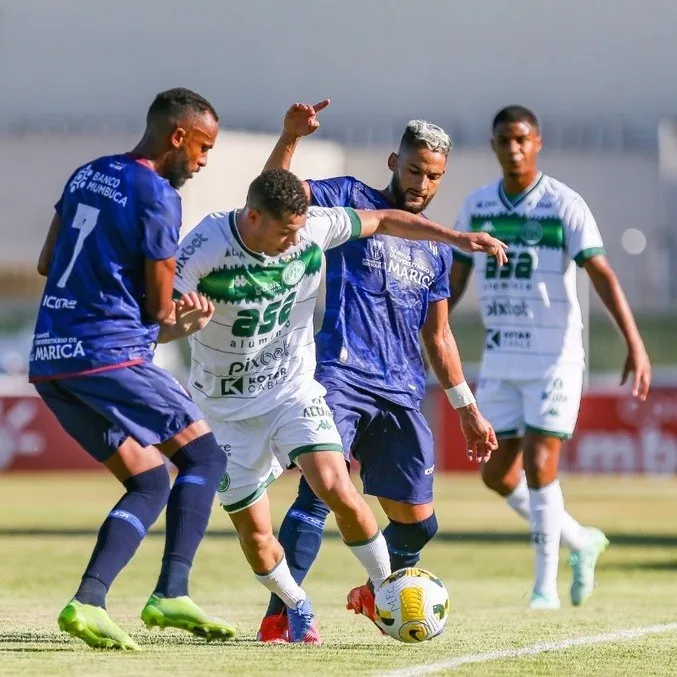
[445,381,476,409]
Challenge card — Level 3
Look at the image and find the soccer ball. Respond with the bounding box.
[374,567,450,643]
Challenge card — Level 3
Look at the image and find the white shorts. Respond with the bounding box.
[476,365,583,440]
[210,381,343,513]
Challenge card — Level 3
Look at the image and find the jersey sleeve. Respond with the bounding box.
[306,176,356,207]
[451,198,474,266]
[173,214,224,294]
[140,188,182,261]
[562,195,606,266]
[428,245,454,302]
[303,206,362,251]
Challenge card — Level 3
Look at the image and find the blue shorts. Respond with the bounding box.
[321,378,435,504]
[34,362,203,462]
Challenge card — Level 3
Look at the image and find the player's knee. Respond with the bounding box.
[481,462,514,496]
[170,432,226,483]
[314,471,360,515]
[384,512,439,556]
[123,464,171,524]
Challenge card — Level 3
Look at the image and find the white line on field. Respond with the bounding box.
[376,622,677,676]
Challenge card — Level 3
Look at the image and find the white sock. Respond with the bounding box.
[505,475,530,520]
[560,510,588,552]
[508,475,588,553]
[529,481,563,597]
[254,556,306,609]
[347,531,391,588]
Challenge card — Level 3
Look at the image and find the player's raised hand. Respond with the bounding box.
[457,405,497,463]
[283,99,331,138]
[174,292,215,337]
[621,344,651,401]
[455,232,509,266]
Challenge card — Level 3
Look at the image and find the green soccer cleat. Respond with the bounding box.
[58,600,140,651]
[569,527,610,607]
[528,591,561,610]
[140,595,237,641]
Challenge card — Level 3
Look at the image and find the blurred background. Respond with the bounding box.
[1,0,676,474]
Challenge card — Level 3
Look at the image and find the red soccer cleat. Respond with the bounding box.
[346,583,385,635]
[256,612,288,643]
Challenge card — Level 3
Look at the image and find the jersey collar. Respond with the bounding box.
[498,172,543,212]
[229,210,267,263]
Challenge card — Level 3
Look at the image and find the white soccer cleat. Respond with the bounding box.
[528,591,561,610]
[569,527,610,607]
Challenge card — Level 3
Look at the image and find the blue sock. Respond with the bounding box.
[383,513,439,571]
[75,465,170,608]
[155,433,226,598]
[265,474,329,617]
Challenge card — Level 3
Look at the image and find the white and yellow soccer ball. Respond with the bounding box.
[374,567,450,643]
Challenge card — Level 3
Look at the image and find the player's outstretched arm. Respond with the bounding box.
[448,259,474,311]
[37,214,62,276]
[421,299,497,463]
[583,255,651,400]
[263,99,330,197]
[157,292,215,343]
[355,209,509,265]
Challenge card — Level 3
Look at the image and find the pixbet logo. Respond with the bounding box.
[0,400,45,469]
[176,233,209,275]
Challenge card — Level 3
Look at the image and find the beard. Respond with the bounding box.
[166,147,192,189]
[389,174,431,214]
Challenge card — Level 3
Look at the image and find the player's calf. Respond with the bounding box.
[383,512,438,571]
[296,451,391,590]
[154,431,226,599]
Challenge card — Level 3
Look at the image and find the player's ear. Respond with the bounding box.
[534,134,543,154]
[387,152,399,172]
[490,137,497,155]
[170,126,187,149]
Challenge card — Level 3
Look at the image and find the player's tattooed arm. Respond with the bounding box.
[157,292,215,343]
[37,214,62,276]
[263,99,330,199]
[355,209,509,266]
[583,255,651,400]
[448,259,474,311]
[421,299,497,462]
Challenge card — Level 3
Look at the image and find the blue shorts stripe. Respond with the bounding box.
[288,509,325,530]
[109,509,146,537]
[174,474,207,486]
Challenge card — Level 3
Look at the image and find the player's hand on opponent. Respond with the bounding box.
[283,99,331,138]
[622,344,651,401]
[457,405,498,463]
[174,292,215,337]
[454,232,509,266]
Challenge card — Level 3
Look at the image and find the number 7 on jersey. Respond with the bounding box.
[56,203,101,289]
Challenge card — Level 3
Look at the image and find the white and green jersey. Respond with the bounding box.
[454,173,605,379]
[173,206,361,420]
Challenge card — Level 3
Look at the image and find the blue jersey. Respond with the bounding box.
[29,154,181,382]
[311,176,453,409]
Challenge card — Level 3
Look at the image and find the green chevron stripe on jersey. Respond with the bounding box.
[198,243,323,305]
[470,215,564,249]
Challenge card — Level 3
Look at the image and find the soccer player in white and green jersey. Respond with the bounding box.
[449,105,652,610]
[173,168,505,641]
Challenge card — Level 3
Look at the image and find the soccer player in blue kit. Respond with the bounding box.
[29,88,237,650]
[257,101,500,641]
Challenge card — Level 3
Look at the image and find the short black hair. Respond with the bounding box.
[147,87,218,126]
[247,169,309,219]
[492,105,539,133]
